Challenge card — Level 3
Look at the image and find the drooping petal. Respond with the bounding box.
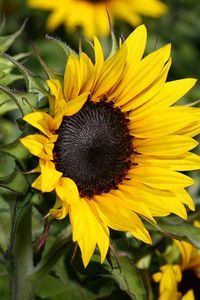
[20,134,56,160]
[23,112,56,137]
[32,160,62,192]
[50,198,70,220]
[69,197,109,267]
[55,177,79,205]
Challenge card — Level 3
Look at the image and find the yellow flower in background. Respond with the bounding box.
[153,226,200,299]
[27,0,167,38]
[21,25,200,267]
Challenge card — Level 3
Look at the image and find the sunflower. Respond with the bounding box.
[20,25,200,267]
[153,230,200,300]
[27,0,167,38]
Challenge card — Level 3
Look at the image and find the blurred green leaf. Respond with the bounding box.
[0,21,27,53]
[0,164,29,193]
[0,136,29,166]
[36,274,87,300]
[150,219,200,248]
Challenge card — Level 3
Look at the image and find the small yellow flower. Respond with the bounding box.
[27,0,167,38]
[21,25,200,267]
[153,228,200,299]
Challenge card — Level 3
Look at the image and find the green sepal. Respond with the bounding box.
[106,14,118,60]
[31,42,63,81]
[0,53,30,74]
[0,20,27,54]
[0,136,29,165]
[0,165,29,193]
[46,35,78,58]
[0,84,38,116]
[2,53,47,93]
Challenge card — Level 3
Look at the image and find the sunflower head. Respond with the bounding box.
[27,0,167,38]
[20,25,200,267]
[153,234,200,300]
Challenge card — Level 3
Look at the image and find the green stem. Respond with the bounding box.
[10,204,34,300]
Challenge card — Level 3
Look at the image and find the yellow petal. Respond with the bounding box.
[94,195,151,244]
[78,52,94,92]
[64,92,89,116]
[20,134,55,160]
[130,107,198,138]
[92,45,127,99]
[91,36,104,91]
[182,290,195,300]
[173,189,195,211]
[154,265,181,299]
[124,178,187,219]
[47,79,64,99]
[134,152,200,171]
[50,198,70,220]
[134,135,198,156]
[64,54,79,100]
[115,44,171,106]
[69,197,109,267]
[121,58,171,113]
[121,180,172,217]
[23,112,56,137]
[149,78,197,108]
[32,160,62,192]
[174,240,194,270]
[109,188,155,222]
[55,177,79,205]
[129,166,194,189]
[124,24,147,69]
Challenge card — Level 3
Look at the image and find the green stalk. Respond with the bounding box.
[10,204,34,300]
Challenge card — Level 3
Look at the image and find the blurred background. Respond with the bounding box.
[0,0,200,98]
[0,0,200,299]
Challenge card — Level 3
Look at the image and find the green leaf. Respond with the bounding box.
[0,100,17,115]
[0,137,29,165]
[151,219,200,249]
[0,73,22,86]
[0,20,27,53]
[36,274,86,300]
[68,250,146,300]
[105,256,147,300]
[0,165,29,193]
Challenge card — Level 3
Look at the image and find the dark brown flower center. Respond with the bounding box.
[178,269,200,299]
[54,100,133,198]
